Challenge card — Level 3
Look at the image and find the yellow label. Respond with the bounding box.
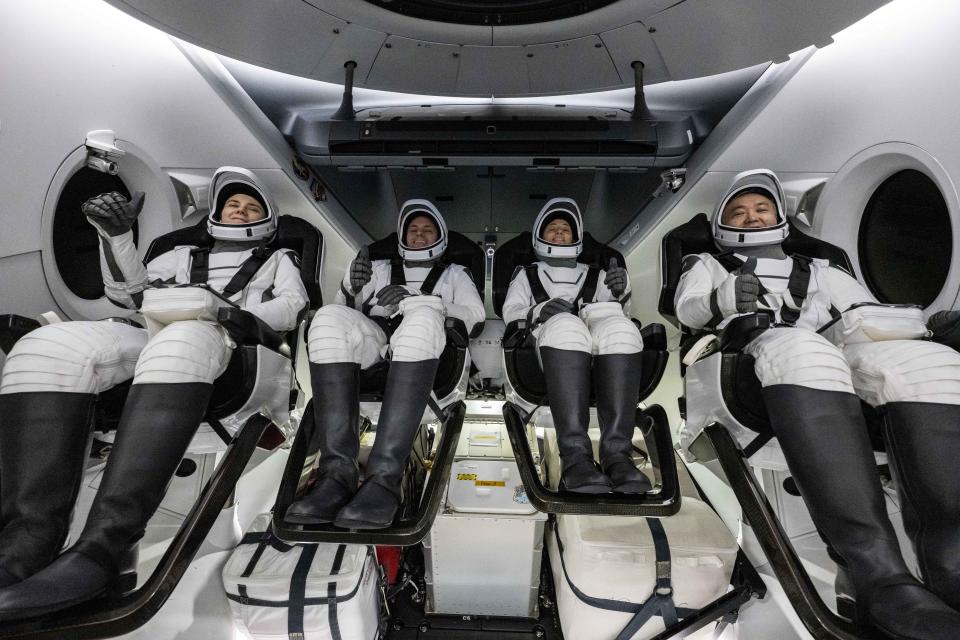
[456,473,477,481]
[475,480,506,487]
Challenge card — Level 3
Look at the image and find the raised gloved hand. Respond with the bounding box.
[375,284,412,308]
[82,191,145,237]
[717,273,760,315]
[604,257,628,298]
[349,246,372,293]
[533,297,574,324]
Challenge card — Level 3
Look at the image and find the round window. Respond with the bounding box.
[858,169,951,307]
[52,168,135,300]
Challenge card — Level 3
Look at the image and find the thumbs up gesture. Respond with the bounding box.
[603,257,628,298]
[349,246,373,293]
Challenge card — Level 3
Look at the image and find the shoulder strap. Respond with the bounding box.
[419,262,448,295]
[715,251,744,273]
[779,255,813,327]
[221,246,276,298]
[574,265,601,308]
[524,264,549,305]
[189,248,210,284]
[390,259,405,286]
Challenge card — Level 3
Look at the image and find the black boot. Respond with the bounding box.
[883,402,960,612]
[540,347,612,494]
[763,385,960,640]
[0,382,212,620]
[335,359,438,529]
[595,353,652,493]
[285,363,361,525]
[0,392,95,587]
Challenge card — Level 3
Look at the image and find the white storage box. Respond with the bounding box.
[222,514,381,640]
[141,286,230,336]
[548,498,739,640]
[424,459,547,617]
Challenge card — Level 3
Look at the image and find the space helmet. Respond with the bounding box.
[397,199,448,262]
[532,197,583,260]
[207,166,277,242]
[712,169,789,248]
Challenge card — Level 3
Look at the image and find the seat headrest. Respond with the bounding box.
[145,215,324,309]
[365,231,486,299]
[492,231,625,318]
[658,213,854,326]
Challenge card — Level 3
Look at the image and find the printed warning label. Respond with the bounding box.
[456,473,477,481]
[475,480,506,487]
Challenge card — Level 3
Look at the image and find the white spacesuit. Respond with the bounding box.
[285,199,484,530]
[502,198,648,494]
[675,169,960,640]
[0,167,308,620]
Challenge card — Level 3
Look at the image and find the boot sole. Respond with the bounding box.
[560,483,614,495]
[0,586,109,622]
[283,511,337,526]
[333,516,394,530]
[612,481,653,494]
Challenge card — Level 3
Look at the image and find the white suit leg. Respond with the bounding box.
[390,302,445,363]
[844,340,960,407]
[0,321,147,395]
[587,314,643,355]
[307,305,387,368]
[133,320,232,385]
[745,327,855,393]
[534,313,591,354]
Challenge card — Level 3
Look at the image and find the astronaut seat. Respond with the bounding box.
[94,212,323,450]
[0,211,322,635]
[272,228,484,544]
[658,212,866,469]
[491,230,678,516]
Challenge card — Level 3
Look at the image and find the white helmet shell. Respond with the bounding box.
[533,197,583,260]
[207,166,278,242]
[713,169,789,248]
[397,199,448,262]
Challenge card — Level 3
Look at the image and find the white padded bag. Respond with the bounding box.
[222,514,381,640]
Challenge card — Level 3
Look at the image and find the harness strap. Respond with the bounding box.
[390,258,448,295]
[390,259,404,286]
[524,265,549,305]
[189,248,210,284]
[573,266,601,308]
[780,255,812,326]
[419,263,447,295]
[222,246,276,298]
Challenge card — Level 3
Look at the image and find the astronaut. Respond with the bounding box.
[501,198,649,494]
[284,199,484,530]
[675,169,960,639]
[0,167,308,619]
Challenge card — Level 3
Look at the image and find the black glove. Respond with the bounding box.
[733,274,760,313]
[349,246,372,293]
[375,284,412,307]
[82,191,144,237]
[927,310,960,347]
[604,257,628,298]
[536,298,574,324]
